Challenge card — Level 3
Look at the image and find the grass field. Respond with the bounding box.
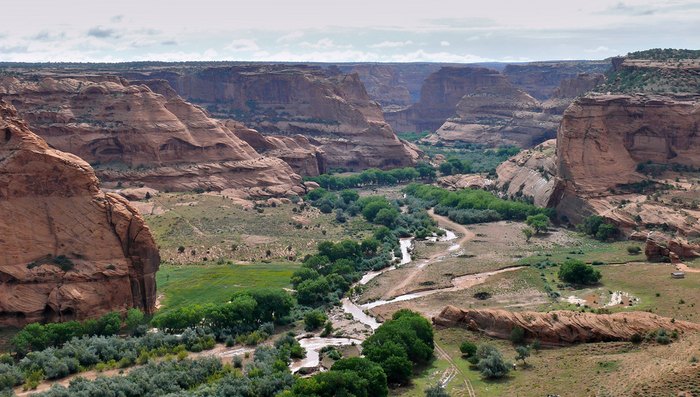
[143,193,373,264]
[156,261,300,313]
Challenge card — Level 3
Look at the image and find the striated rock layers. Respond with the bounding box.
[0,102,160,327]
[225,120,326,176]
[389,67,560,148]
[553,93,700,234]
[433,307,700,346]
[144,65,419,171]
[0,75,302,194]
[344,64,412,109]
[503,61,609,100]
[496,139,558,207]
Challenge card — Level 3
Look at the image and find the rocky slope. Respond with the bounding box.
[137,65,419,171]
[433,307,700,346]
[496,139,558,206]
[553,93,700,233]
[0,75,302,194]
[0,101,160,327]
[343,64,412,109]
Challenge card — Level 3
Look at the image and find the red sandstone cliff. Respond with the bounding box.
[142,65,419,171]
[553,93,700,234]
[433,307,700,345]
[0,75,302,194]
[0,101,160,327]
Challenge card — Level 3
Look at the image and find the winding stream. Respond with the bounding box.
[290,337,362,372]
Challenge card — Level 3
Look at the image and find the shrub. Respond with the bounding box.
[304,310,328,331]
[425,384,451,397]
[477,349,511,379]
[510,326,526,345]
[526,214,550,234]
[627,246,642,255]
[459,341,477,357]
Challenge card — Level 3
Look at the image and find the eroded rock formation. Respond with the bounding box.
[140,65,419,171]
[553,93,700,232]
[496,139,558,207]
[433,307,700,345]
[0,75,302,194]
[0,101,160,327]
[389,66,560,148]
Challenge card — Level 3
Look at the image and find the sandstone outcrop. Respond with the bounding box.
[225,120,326,176]
[553,93,700,231]
[0,75,302,194]
[0,101,160,327]
[437,174,493,190]
[433,307,700,345]
[389,66,560,148]
[643,232,700,262]
[139,65,419,171]
[496,139,558,207]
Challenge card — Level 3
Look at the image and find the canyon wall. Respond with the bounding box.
[503,61,609,100]
[0,75,302,194]
[553,93,700,234]
[0,101,160,327]
[137,65,419,171]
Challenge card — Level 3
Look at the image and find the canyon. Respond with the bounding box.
[0,74,303,194]
[0,101,159,327]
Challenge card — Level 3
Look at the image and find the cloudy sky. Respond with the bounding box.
[2,0,699,63]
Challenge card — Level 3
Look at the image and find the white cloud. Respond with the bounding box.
[440,41,450,47]
[276,31,304,43]
[300,38,352,50]
[225,39,260,52]
[369,40,413,48]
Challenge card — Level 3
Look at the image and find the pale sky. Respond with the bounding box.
[2,0,699,63]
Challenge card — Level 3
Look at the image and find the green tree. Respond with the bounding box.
[515,345,530,365]
[526,214,550,234]
[558,259,602,285]
[510,326,526,345]
[332,357,388,397]
[522,227,534,242]
[125,308,145,334]
[374,208,399,227]
[477,350,511,379]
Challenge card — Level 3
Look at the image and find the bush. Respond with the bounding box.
[627,246,642,255]
[577,216,619,241]
[459,341,477,357]
[558,259,602,285]
[304,310,328,331]
[477,349,511,379]
[510,326,526,345]
[425,384,451,397]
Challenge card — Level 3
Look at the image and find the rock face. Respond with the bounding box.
[0,75,302,194]
[0,102,160,327]
[143,65,419,171]
[386,66,510,134]
[388,66,560,148]
[553,93,700,231]
[496,139,558,207]
[225,120,326,176]
[433,307,700,346]
[344,64,412,108]
[503,61,610,100]
[643,232,700,262]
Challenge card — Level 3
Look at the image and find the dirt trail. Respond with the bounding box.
[382,209,475,299]
[676,263,700,273]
